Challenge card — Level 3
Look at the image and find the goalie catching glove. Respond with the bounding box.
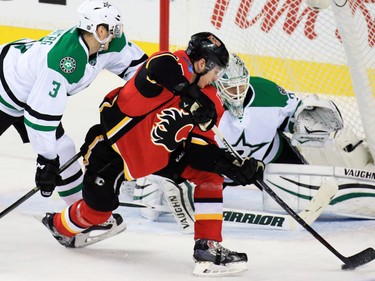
[292,94,344,147]
[177,82,217,132]
[214,154,265,186]
[35,155,61,197]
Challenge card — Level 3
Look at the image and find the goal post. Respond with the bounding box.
[161,0,375,161]
[159,0,170,51]
[331,0,375,159]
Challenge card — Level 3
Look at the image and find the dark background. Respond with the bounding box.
[39,0,66,5]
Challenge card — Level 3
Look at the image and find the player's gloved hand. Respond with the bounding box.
[178,83,217,131]
[35,155,61,197]
[214,156,265,186]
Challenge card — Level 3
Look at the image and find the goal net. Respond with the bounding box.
[166,0,375,161]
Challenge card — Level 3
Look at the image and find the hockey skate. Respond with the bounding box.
[192,239,248,276]
[42,212,127,248]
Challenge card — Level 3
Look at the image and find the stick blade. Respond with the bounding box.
[298,179,338,225]
[341,247,375,270]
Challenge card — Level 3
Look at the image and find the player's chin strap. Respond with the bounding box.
[211,125,375,270]
[93,33,113,52]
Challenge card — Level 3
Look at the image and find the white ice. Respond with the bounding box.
[1,72,374,281]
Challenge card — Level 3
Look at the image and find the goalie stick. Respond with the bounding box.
[0,152,82,219]
[212,125,375,270]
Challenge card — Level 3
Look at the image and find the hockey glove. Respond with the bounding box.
[35,155,61,197]
[214,156,264,186]
[178,83,217,132]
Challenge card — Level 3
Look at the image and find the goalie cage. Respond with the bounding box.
[161,0,375,164]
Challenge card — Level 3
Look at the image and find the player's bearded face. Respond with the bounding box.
[197,65,225,88]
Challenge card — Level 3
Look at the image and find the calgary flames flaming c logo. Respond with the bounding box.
[151,108,194,152]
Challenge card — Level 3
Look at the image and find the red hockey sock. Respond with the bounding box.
[54,199,112,237]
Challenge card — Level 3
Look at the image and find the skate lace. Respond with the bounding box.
[100,216,115,227]
[211,241,233,256]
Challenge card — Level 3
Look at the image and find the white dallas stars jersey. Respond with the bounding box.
[0,27,146,158]
[216,76,299,164]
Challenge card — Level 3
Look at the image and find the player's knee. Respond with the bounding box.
[82,171,120,212]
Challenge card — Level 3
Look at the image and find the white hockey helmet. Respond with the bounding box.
[77,0,123,45]
[215,53,250,119]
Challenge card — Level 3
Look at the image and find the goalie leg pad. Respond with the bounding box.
[262,163,375,219]
[133,176,164,221]
[160,177,195,234]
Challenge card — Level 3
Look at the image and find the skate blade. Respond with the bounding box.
[193,261,248,276]
[74,221,127,248]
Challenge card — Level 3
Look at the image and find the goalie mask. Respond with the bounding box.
[215,53,250,119]
[77,0,123,46]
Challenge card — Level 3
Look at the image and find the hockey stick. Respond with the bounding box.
[0,152,82,219]
[212,125,375,270]
[256,179,375,269]
[119,201,171,212]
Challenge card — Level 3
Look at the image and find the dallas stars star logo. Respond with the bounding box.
[232,131,268,157]
[103,2,111,8]
[59,57,76,74]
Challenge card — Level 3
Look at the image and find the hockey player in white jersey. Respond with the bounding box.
[215,54,306,166]
[0,0,147,204]
[134,53,345,222]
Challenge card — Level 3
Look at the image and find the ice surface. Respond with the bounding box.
[1,72,374,281]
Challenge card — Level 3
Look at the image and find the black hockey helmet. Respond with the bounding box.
[186,32,229,74]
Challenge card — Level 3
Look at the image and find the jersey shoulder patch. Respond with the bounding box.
[250,76,291,107]
[46,28,87,84]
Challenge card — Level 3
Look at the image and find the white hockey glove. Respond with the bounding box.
[292,94,343,147]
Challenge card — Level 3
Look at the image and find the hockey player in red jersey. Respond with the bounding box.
[42,32,264,276]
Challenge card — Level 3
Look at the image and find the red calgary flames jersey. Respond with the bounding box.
[100,50,224,180]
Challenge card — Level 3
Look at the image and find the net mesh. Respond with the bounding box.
[168,0,375,142]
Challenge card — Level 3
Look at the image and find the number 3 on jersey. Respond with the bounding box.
[49,81,61,98]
